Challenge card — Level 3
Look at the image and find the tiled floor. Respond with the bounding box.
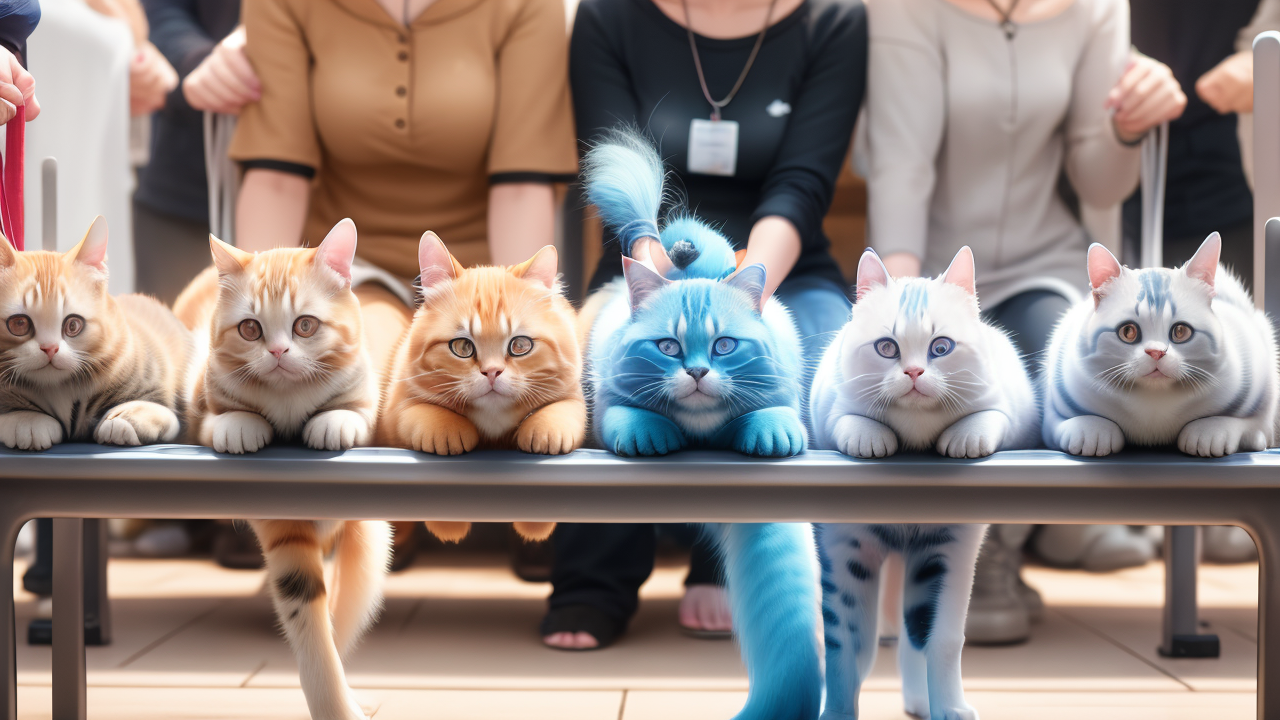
[10,551,1259,719]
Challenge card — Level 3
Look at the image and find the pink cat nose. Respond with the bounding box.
[1146,348,1166,361]
[484,367,504,382]
[39,344,57,360]
[269,346,289,359]
[904,367,923,380]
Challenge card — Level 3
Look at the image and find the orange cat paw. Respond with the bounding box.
[96,401,181,446]
[512,522,556,541]
[409,422,479,455]
[516,404,585,455]
[425,521,472,543]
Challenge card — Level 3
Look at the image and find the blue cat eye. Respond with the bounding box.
[1170,322,1194,344]
[874,338,900,359]
[929,337,955,358]
[656,338,681,357]
[712,337,737,355]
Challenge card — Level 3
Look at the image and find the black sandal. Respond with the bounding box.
[540,604,626,651]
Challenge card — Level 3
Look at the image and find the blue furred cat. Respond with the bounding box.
[580,129,821,720]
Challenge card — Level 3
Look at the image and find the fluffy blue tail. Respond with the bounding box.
[718,523,822,720]
[584,129,737,280]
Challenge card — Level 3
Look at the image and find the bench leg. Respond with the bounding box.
[0,513,18,720]
[1160,526,1219,658]
[52,519,85,720]
[1255,518,1280,720]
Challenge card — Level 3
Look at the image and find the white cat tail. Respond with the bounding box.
[583,128,665,256]
[1087,243,1123,306]
[329,520,392,659]
[856,247,890,301]
[1184,232,1221,294]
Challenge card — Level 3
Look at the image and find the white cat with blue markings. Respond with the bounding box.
[1043,235,1278,457]
[809,247,1038,720]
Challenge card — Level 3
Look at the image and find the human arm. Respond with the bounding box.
[1194,0,1280,115]
[233,168,309,252]
[487,183,557,265]
[1105,53,1186,144]
[143,0,258,114]
[0,45,36,123]
[90,0,179,116]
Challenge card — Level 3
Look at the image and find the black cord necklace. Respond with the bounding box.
[983,0,1021,39]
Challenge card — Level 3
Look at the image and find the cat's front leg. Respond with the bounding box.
[1052,415,1125,457]
[303,409,373,452]
[600,404,686,456]
[516,397,586,455]
[936,410,1009,459]
[831,414,898,459]
[1178,416,1267,458]
[203,411,274,454]
[395,402,479,455]
[0,411,63,451]
[95,401,180,446]
[722,406,806,457]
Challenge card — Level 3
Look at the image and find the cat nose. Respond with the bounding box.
[904,366,923,380]
[39,344,57,360]
[1146,348,1166,361]
[484,367,504,382]
[686,367,709,380]
[269,346,289,359]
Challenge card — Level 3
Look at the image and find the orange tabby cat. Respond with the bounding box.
[175,219,389,720]
[0,217,190,450]
[379,231,585,542]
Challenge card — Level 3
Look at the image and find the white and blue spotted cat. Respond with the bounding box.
[1044,235,1278,457]
[809,247,1038,720]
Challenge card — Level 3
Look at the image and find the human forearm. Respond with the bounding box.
[740,216,801,302]
[487,183,556,265]
[234,169,310,252]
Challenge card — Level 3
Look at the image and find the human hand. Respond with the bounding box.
[880,251,920,278]
[1197,51,1253,115]
[1106,54,1187,144]
[130,43,178,116]
[0,46,38,124]
[182,26,260,114]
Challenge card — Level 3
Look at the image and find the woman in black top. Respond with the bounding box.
[545,0,866,650]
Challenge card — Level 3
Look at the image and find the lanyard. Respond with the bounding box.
[983,0,1022,39]
[682,0,780,121]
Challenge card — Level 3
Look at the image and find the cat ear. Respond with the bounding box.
[723,263,768,313]
[1087,243,1123,306]
[512,245,559,290]
[418,231,459,291]
[856,247,889,301]
[941,246,976,297]
[209,234,253,276]
[1184,232,1220,293]
[0,232,13,269]
[647,240,675,278]
[623,256,671,312]
[314,218,357,285]
[68,215,109,272]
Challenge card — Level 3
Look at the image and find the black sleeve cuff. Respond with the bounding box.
[240,159,317,180]
[490,171,579,185]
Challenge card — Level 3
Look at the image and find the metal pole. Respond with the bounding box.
[51,519,85,720]
[40,158,54,252]
[1159,526,1218,657]
[1253,32,1280,310]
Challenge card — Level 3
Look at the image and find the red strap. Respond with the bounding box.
[0,105,24,251]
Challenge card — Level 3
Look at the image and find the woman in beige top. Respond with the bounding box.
[865,0,1186,646]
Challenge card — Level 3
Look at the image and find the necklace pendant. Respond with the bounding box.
[1001,19,1016,39]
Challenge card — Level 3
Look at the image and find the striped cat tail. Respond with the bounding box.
[329,520,392,658]
[719,522,822,720]
[583,129,665,257]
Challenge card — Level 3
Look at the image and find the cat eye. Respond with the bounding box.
[449,338,475,358]
[238,319,263,342]
[62,315,85,338]
[874,338,900,359]
[508,336,534,356]
[293,316,320,338]
[1117,322,1141,344]
[656,338,681,357]
[1170,322,1194,344]
[929,337,954,358]
[5,314,30,336]
[712,337,737,355]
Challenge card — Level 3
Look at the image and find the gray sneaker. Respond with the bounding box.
[966,530,1031,645]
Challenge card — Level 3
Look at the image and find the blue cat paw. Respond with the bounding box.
[728,407,806,457]
[602,405,687,456]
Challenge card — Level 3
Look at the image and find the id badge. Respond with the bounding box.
[687,118,739,177]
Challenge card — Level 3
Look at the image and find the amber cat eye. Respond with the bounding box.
[449,338,475,358]
[1117,322,1141,344]
[293,316,320,338]
[5,315,30,336]
[239,319,263,342]
[508,336,533,356]
[1170,322,1194,344]
[62,315,85,338]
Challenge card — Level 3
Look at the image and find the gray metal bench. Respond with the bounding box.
[1,445,1277,719]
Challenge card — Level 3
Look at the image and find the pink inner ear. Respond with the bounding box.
[316,219,357,282]
[76,217,110,271]
[856,250,889,301]
[1185,232,1221,290]
[941,247,976,296]
[1087,244,1122,292]
[522,246,559,289]
[418,232,456,291]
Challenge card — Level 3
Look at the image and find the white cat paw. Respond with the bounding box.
[209,412,273,454]
[1178,417,1251,458]
[95,401,180,446]
[902,693,929,719]
[345,690,374,720]
[937,706,978,720]
[303,410,369,451]
[1055,416,1125,456]
[937,411,1008,458]
[0,411,62,451]
[832,414,898,458]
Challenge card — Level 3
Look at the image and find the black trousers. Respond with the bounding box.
[547,523,724,625]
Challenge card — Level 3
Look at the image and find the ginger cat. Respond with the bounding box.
[174,219,389,720]
[0,217,190,450]
[379,231,585,542]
